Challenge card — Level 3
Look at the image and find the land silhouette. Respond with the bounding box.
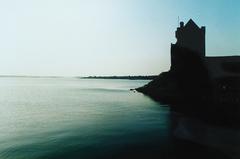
[137,19,240,127]
[81,75,157,80]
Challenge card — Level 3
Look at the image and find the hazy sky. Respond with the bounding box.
[0,0,239,76]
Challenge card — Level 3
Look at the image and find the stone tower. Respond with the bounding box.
[175,19,205,57]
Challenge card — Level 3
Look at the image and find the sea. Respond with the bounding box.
[0,77,235,159]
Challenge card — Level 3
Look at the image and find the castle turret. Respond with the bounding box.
[171,19,206,71]
[175,19,205,57]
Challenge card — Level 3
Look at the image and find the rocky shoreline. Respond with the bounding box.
[136,45,240,127]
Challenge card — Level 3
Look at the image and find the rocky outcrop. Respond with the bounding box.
[137,45,212,104]
[136,45,240,126]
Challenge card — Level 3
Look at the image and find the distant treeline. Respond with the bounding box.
[81,75,158,80]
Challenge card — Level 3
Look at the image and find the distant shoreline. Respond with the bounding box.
[0,75,157,80]
[81,75,158,80]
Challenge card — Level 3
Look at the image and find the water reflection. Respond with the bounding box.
[170,112,240,159]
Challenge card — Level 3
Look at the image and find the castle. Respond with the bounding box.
[170,19,240,103]
[137,19,240,105]
[171,19,240,78]
[137,19,240,125]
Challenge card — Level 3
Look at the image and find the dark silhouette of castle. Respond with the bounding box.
[137,19,240,122]
[171,19,240,79]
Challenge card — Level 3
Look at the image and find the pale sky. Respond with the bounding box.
[0,0,239,76]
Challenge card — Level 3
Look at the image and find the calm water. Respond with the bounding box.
[0,77,171,159]
[0,77,235,159]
